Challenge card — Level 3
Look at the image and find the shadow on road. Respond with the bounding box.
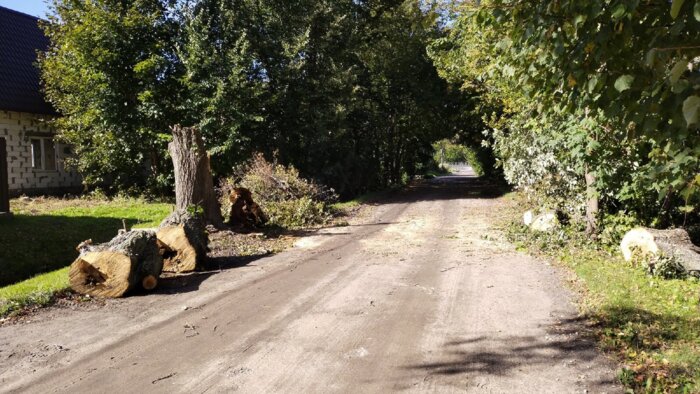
[403,316,617,389]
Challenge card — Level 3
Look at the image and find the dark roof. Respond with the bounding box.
[0,6,55,115]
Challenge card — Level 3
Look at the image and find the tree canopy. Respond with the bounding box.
[430,0,700,226]
[41,0,479,197]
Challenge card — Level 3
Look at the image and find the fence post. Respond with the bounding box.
[0,137,10,215]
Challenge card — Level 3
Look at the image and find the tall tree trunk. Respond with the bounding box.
[585,168,599,236]
[169,125,223,228]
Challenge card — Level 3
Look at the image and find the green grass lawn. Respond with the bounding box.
[506,216,700,392]
[0,197,172,316]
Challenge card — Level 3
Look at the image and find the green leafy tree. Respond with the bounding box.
[431,0,700,226]
[41,0,183,193]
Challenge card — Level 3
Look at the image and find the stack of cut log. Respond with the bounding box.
[69,210,209,298]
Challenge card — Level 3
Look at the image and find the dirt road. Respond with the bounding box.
[0,169,620,393]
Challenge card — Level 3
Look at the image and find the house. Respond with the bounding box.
[0,5,82,196]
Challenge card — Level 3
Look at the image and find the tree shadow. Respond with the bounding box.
[403,316,617,388]
[587,305,697,352]
[135,252,274,296]
[350,175,510,207]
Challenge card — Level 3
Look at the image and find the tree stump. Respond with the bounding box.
[169,125,223,227]
[69,231,163,298]
[157,210,209,273]
[621,227,700,276]
[228,187,268,227]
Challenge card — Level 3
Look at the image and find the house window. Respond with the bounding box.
[31,139,42,169]
[30,138,57,171]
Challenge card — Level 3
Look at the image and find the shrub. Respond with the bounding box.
[646,254,688,280]
[220,154,337,229]
[599,211,640,249]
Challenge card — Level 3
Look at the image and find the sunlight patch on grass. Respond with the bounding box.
[0,267,70,317]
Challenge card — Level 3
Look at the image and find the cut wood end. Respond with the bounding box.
[157,225,199,273]
[69,251,132,298]
[142,275,158,290]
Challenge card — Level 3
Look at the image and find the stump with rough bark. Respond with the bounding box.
[69,231,163,298]
[621,227,700,276]
[228,187,268,227]
[169,125,223,227]
[157,210,209,273]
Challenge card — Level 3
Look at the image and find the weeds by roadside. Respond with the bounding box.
[503,196,700,393]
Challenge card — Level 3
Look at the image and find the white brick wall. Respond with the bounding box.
[1,110,82,195]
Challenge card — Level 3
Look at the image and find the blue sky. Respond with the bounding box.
[0,0,50,18]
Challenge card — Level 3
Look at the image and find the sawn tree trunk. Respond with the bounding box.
[69,231,163,298]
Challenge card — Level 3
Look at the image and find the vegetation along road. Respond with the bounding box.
[0,169,620,393]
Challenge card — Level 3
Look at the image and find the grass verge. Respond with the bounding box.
[330,190,388,211]
[0,197,172,317]
[504,199,700,392]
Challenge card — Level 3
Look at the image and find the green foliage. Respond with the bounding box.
[432,139,486,176]
[505,199,700,392]
[220,154,336,229]
[42,0,479,197]
[430,0,700,228]
[263,197,329,230]
[647,254,689,280]
[599,211,640,249]
[41,0,182,193]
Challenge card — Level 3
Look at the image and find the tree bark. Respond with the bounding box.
[169,125,223,227]
[69,230,163,298]
[585,169,599,235]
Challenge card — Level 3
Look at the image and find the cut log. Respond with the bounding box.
[529,212,559,232]
[69,230,163,298]
[228,187,268,228]
[157,210,209,273]
[621,227,700,276]
[169,125,223,228]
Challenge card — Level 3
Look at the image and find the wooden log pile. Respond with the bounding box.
[69,230,163,298]
[69,210,211,298]
[157,210,209,273]
[69,125,225,298]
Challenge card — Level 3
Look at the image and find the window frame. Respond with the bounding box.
[30,137,58,171]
